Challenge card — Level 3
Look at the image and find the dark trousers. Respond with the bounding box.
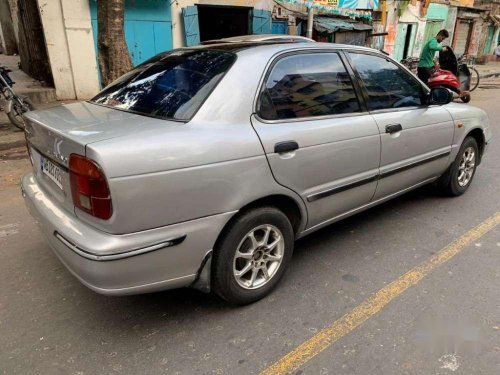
[417,67,434,84]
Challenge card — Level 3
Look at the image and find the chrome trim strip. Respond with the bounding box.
[307,174,378,202]
[306,151,450,202]
[379,151,450,179]
[54,232,186,261]
[300,176,439,237]
[29,144,69,171]
[254,111,370,125]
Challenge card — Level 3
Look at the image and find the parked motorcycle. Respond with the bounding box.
[0,66,35,130]
[427,46,472,103]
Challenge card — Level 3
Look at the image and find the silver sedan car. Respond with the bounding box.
[22,41,491,304]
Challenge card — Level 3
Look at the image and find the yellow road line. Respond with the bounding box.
[261,212,500,375]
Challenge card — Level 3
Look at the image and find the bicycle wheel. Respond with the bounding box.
[469,67,480,92]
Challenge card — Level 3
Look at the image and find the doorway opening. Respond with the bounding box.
[453,20,473,57]
[402,24,413,59]
[197,5,251,42]
[394,22,417,62]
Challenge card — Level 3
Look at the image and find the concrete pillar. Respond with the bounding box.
[445,7,458,44]
[0,0,18,54]
[37,0,99,100]
[60,0,100,99]
[7,0,19,47]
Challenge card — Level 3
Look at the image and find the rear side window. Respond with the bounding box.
[90,50,236,121]
[348,53,425,111]
[258,53,360,120]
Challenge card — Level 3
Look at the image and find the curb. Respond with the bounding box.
[17,88,57,105]
[480,72,500,79]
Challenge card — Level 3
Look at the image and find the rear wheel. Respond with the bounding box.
[438,136,478,196]
[212,207,294,305]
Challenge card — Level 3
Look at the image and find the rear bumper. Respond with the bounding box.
[21,173,235,295]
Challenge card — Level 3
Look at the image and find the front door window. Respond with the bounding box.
[348,53,425,111]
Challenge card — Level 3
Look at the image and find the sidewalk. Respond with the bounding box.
[0,54,56,104]
[1,99,74,179]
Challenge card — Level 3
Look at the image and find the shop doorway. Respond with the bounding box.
[453,20,473,57]
[197,5,251,42]
[394,23,417,62]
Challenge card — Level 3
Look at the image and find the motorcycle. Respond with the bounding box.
[427,46,472,103]
[0,65,35,130]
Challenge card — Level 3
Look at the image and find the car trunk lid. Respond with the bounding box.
[24,101,182,215]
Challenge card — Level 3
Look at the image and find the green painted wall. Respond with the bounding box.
[427,3,449,21]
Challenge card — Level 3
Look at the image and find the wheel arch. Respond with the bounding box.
[236,194,306,235]
[213,194,307,259]
[191,193,307,293]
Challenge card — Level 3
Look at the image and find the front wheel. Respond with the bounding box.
[438,136,478,196]
[212,207,294,305]
[7,97,35,130]
[469,67,480,92]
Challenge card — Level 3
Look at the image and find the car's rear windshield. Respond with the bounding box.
[90,49,236,121]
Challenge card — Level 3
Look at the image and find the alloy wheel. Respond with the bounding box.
[457,146,476,187]
[233,224,285,290]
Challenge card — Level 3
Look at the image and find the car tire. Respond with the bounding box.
[212,206,294,305]
[438,136,479,196]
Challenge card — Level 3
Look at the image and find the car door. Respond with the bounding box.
[250,51,381,230]
[346,51,454,200]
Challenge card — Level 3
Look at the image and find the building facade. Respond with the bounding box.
[0,0,498,100]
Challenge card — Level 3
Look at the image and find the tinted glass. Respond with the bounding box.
[349,53,424,111]
[259,53,360,120]
[90,50,235,121]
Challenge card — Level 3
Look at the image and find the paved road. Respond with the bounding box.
[1,83,499,375]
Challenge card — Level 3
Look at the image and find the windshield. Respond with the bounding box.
[90,49,236,121]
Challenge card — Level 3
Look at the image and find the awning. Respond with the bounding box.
[313,17,373,34]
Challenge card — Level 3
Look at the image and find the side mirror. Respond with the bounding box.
[429,87,453,105]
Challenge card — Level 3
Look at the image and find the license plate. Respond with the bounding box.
[41,157,63,189]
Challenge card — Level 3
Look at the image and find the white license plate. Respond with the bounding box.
[41,157,63,189]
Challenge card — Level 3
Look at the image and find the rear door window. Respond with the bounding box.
[90,49,236,121]
[258,52,361,120]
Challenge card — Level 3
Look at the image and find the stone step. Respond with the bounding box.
[1,54,56,105]
[15,87,57,105]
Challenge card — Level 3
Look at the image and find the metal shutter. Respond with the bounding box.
[454,21,471,56]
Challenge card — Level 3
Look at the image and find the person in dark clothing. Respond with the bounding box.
[417,29,449,84]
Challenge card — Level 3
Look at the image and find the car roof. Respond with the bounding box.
[190,40,378,55]
[201,34,315,44]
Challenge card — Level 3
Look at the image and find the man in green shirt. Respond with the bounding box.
[417,29,449,84]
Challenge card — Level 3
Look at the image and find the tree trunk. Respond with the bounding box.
[97,0,132,87]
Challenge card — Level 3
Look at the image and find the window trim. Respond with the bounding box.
[343,50,431,114]
[254,49,366,124]
[88,49,238,123]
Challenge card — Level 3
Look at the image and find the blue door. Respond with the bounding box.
[89,0,173,67]
[253,9,271,34]
[272,20,287,35]
[182,6,200,47]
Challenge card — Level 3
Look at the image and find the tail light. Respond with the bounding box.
[69,154,112,220]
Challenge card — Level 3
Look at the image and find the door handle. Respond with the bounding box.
[274,141,299,154]
[385,124,403,134]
